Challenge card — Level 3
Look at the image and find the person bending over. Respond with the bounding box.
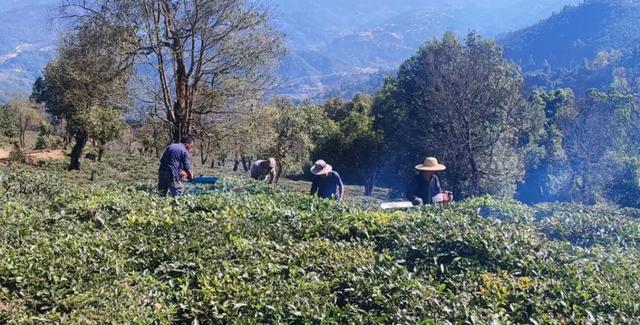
[309,160,344,201]
[158,135,195,197]
[250,157,277,184]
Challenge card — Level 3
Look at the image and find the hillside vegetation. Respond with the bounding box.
[502,0,640,70]
[0,0,59,103]
[0,159,638,323]
[275,0,579,100]
[500,0,640,94]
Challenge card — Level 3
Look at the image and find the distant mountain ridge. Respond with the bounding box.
[272,0,580,100]
[501,0,640,70]
[500,0,640,94]
[0,0,581,103]
[0,0,59,103]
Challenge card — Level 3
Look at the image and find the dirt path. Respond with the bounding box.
[26,149,65,162]
[0,148,65,164]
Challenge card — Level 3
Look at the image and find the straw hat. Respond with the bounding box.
[415,157,446,172]
[310,160,333,175]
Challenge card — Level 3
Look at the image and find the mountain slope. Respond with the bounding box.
[501,0,640,71]
[0,0,581,103]
[0,0,59,103]
[273,0,580,100]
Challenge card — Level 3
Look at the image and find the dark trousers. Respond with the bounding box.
[158,170,184,197]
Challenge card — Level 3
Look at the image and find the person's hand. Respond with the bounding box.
[412,198,424,206]
[179,170,188,180]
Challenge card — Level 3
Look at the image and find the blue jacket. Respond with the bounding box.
[159,143,192,177]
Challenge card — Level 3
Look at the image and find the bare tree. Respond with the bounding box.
[5,98,42,148]
[62,0,285,141]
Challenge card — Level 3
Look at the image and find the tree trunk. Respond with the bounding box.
[275,163,283,183]
[233,159,240,171]
[167,7,192,143]
[364,171,376,196]
[97,143,105,162]
[69,134,88,171]
[200,142,208,164]
[469,155,480,196]
[241,155,249,172]
[63,134,72,149]
[464,120,480,197]
[19,129,25,148]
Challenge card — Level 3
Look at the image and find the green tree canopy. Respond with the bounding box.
[516,89,577,203]
[2,98,42,148]
[33,17,133,170]
[315,94,382,195]
[373,32,543,198]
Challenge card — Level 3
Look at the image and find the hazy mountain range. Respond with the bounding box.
[0,0,624,104]
[500,0,640,95]
[502,0,640,70]
[0,0,60,103]
[270,0,581,100]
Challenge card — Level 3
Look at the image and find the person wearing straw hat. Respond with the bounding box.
[310,160,344,200]
[250,157,277,184]
[406,156,446,205]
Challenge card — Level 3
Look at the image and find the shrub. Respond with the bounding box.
[0,171,638,323]
[34,136,48,150]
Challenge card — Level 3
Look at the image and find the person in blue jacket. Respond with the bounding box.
[309,160,344,201]
[158,135,195,197]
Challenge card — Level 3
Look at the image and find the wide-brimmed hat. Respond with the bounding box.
[415,157,446,172]
[311,160,332,175]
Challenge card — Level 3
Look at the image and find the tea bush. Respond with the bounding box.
[0,170,638,323]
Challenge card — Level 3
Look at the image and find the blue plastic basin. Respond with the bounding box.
[191,176,218,184]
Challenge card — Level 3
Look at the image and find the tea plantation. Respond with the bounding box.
[0,168,639,323]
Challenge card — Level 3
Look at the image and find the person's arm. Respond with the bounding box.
[406,176,418,201]
[335,172,345,201]
[310,177,318,196]
[183,151,194,180]
[268,168,277,184]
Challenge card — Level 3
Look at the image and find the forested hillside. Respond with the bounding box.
[502,0,640,70]
[0,0,59,103]
[501,0,640,94]
[273,0,579,100]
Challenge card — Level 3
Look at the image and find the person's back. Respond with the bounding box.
[158,136,194,197]
[250,158,277,184]
[309,160,344,200]
[159,143,190,176]
[406,157,445,205]
[250,160,268,179]
[406,174,441,204]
